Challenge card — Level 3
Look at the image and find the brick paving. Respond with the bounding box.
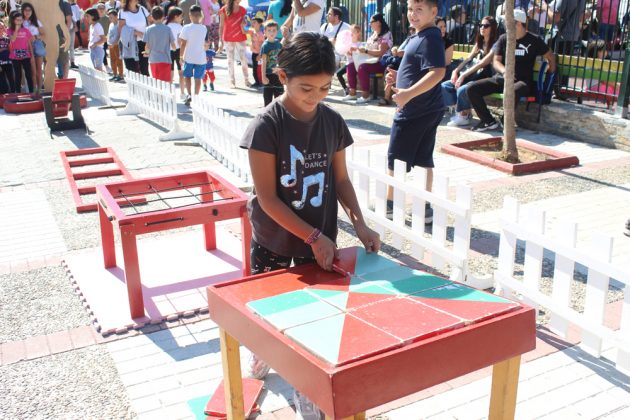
[1,49,628,419]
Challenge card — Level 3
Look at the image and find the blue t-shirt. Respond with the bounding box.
[205,49,216,70]
[267,0,290,39]
[394,26,445,121]
[260,40,282,74]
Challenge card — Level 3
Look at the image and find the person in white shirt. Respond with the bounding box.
[118,0,150,75]
[86,8,106,71]
[179,5,208,104]
[319,7,350,43]
[280,0,324,40]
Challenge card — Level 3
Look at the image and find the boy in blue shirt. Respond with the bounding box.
[202,48,216,91]
[260,20,283,106]
[385,0,445,224]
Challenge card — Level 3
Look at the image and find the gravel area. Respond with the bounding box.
[0,266,90,343]
[0,346,135,419]
[472,164,630,213]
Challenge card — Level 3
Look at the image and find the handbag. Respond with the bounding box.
[33,39,46,57]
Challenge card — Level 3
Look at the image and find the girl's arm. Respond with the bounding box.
[260,53,268,84]
[452,43,479,81]
[459,49,493,80]
[179,38,187,59]
[96,34,106,47]
[38,21,45,37]
[332,148,380,253]
[118,19,125,37]
[445,44,453,66]
[218,13,224,51]
[249,148,338,271]
[361,36,389,58]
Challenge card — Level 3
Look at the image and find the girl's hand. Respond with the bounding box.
[450,69,458,84]
[262,75,269,85]
[355,224,380,253]
[455,74,466,89]
[385,67,397,85]
[311,234,338,271]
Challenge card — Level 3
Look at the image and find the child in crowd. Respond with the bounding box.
[239,34,380,418]
[249,17,264,88]
[218,0,251,88]
[21,2,44,94]
[336,24,362,95]
[143,6,176,82]
[87,8,106,72]
[378,26,417,106]
[0,20,15,94]
[260,20,283,106]
[7,11,33,93]
[179,5,208,105]
[202,47,216,91]
[107,9,125,82]
[166,7,185,98]
[385,0,446,223]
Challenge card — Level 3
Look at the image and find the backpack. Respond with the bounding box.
[537,61,556,105]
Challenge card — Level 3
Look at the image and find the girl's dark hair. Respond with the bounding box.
[226,0,236,16]
[166,6,183,24]
[86,8,100,22]
[123,0,141,12]
[475,16,498,51]
[370,13,389,37]
[434,16,446,26]
[277,32,336,77]
[20,2,38,28]
[9,11,23,31]
[280,0,292,18]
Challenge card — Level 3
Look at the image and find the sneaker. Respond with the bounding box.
[109,75,117,81]
[356,96,370,104]
[293,388,323,420]
[183,94,191,106]
[70,62,79,69]
[424,203,433,225]
[244,353,270,380]
[210,83,215,91]
[625,218,630,237]
[386,199,394,220]
[202,84,207,92]
[447,114,472,127]
[341,94,356,101]
[472,119,502,132]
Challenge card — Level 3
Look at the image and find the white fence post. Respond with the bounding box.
[116,70,192,141]
[549,221,577,337]
[77,64,113,108]
[496,196,519,298]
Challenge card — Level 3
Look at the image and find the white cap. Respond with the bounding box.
[513,9,527,24]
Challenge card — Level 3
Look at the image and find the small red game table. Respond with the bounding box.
[97,171,251,319]
[207,247,535,420]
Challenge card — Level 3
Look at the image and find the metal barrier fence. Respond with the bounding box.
[117,70,192,141]
[77,64,113,108]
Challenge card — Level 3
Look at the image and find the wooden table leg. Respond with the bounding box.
[120,224,144,319]
[240,211,252,276]
[219,328,245,420]
[98,204,116,268]
[489,355,522,420]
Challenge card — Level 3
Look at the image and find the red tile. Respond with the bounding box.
[46,330,73,354]
[69,326,97,349]
[24,335,50,360]
[27,257,48,270]
[1,340,26,365]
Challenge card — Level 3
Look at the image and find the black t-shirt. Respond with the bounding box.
[492,32,549,90]
[394,26,445,121]
[239,101,354,257]
[443,35,454,51]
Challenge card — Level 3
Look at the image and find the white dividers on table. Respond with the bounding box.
[190,94,250,183]
[495,196,630,374]
[77,64,113,108]
[117,70,192,141]
[347,146,473,285]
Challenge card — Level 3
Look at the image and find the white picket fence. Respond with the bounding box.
[77,64,112,107]
[495,196,630,374]
[347,146,474,285]
[191,95,250,183]
[117,70,192,141]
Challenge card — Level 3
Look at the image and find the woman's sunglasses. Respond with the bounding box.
[479,24,492,29]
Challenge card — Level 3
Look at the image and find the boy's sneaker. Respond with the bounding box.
[356,96,370,104]
[210,83,215,91]
[293,388,323,420]
[341,94,356,101]
[472,119,502,132]
[624,218,630,237]
[386,199,394,220]
[447,114,472,127]
[244,353,270,380]
[183,94,191,106]
[109,75,117,81]
[424,203,433,225]
[202,84,207,91]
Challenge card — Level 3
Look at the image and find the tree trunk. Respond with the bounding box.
[503,0,519,163]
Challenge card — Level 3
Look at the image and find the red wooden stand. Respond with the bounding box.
[97,171,251,319]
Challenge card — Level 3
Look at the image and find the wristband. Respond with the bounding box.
[304,228,321,245]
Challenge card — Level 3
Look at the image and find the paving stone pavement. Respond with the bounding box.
[0,47,629,419]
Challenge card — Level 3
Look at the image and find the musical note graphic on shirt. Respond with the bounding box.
[292,172,325,210]
[280,145,304,188]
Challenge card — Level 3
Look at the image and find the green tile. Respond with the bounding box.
[285,314,346,364]
[382,274,452,295]
[354,248,399,276]
[246,290,318,317]
[412,283,513,303]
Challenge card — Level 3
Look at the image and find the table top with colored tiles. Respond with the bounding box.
[207,247,535,418]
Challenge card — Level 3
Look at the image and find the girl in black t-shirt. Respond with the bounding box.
[435,16,454,79]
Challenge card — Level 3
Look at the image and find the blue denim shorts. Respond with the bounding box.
[90,47,105,68]
[183,62,205,79]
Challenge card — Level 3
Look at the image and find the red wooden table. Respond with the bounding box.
[97,171,251,319]
[207,247,536,420]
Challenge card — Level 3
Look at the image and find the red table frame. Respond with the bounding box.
[207,263,536,420]
[97,171,251,319]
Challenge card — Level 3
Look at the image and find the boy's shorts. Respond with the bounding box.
[90,47,105,68]
[183,62,205,79]
[387,110,444,171]
[150,62,171,82]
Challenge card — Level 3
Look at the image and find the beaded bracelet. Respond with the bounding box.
[304,228,321,245]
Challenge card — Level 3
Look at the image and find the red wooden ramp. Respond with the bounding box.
[60,147,145,213]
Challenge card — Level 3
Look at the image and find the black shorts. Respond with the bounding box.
[387,110,444,171]
[171,49,181,71]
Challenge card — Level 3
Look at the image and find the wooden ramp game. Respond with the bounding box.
[208,247,536,419]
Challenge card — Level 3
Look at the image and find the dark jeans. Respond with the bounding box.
[250,240,314,275]
[12,59,33,93]
[0,63,16,94]
[467,75,530,124]
[103,42,108,66]
[123,40,149,76]
[336,64,348,93]
[251,52,260,85]
[263,73,283,106]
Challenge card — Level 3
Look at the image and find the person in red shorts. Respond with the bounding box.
[143,6,176,82]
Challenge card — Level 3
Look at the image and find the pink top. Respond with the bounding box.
[199,0,220,26]
[250,29,264,54]
[598,0,620,25]
[7,27,32,60]
[219,6,247,43]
